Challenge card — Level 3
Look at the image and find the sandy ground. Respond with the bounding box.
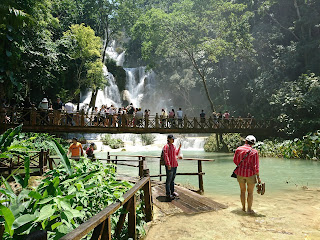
[144,187,320,240]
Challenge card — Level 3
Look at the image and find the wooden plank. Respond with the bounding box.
[152,184,227,215]
[143,179,153,222]
[128,195,137,240]
[60,202,120,240]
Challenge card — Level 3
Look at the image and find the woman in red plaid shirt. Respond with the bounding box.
[233,135,261,213]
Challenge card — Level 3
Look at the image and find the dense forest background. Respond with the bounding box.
[0,0,319,135]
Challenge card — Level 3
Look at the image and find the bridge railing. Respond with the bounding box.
[0,108,273,130]
[104,153,214,194]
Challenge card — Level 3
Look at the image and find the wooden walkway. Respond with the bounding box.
[152,183,227,215]
[118,176,227,215]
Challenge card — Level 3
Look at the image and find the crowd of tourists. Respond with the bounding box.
[1,97,254,128]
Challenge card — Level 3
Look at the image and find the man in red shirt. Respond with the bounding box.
[233,135,261,213]
[163,134,181,200]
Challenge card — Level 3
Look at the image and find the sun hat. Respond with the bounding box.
[42,98,48,103]
[167,134,176,139]
[245,135,256,144]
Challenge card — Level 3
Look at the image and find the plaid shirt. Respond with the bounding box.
[233,144,259,177]
[163,143,180,167]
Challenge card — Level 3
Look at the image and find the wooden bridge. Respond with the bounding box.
[0,108,279,137]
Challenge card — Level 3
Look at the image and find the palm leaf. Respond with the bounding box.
[50,139,73,176]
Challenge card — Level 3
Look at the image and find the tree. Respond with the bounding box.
[60,24,104,105]
[131,0,253,112]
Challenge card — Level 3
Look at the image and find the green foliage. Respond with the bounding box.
[256,131,320,160]
[101,135,125,149]
[0,130,146,239]
[204,133,243,152]
[140,134,156,146]
[270,73,320,135]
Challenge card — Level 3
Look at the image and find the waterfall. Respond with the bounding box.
[123,67,154,108]
[82,39,168,112]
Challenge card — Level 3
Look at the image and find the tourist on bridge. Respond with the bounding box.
[168,109,175,128]
[64,101,74,126]
[160,109,167,128]
[163,134,182,201]
[200,110,205,126]
[176,108,183,128]
[38,98,49,125]
[233,135,261,214]
[68,137,84,159]
[52,97,63,110]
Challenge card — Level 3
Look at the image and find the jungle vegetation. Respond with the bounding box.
[1,0,320,136]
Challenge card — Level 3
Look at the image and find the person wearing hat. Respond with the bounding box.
[233,135,261,213]
[68,137,84,159]
[38,98,49,125]
[163,134,182,200]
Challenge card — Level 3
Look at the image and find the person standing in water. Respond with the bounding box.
[233,135,260,213]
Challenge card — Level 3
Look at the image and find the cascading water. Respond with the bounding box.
[123,67,155,108]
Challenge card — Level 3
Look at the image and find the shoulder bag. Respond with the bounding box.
[231,148,252,178]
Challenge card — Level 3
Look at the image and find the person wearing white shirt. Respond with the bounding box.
[64,102,74,126]
[176,108,183,128]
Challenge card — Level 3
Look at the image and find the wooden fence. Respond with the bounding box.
[60,176,152,240]
[0,149,49,176]
[103,153,214,194]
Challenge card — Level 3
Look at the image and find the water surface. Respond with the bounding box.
[96,150,320,196]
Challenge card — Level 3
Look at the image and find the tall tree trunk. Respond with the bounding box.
[102,22,110,63]
[89,89,98,110]
[187,52,215,113]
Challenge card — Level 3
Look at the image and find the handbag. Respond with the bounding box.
[231,148,252,178]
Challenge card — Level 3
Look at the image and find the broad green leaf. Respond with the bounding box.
[50,139,73,175]
[12,214,37,229]
[0,204,15,236]
[23,156,30,188]
[37,197,53,205]
[37,204,56,222]
[51,222,63,230]
[29,191,43,200]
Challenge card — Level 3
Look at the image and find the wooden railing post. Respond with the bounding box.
[198,160,204,194]
[194,117,198,129]
[90,217,111,240]
[155,113,159,128]
[138,157,145,179]
[31,108,37,126]
[144,115,149,129]
[128,195,137,240]
[39,149,44,175]
[80,109,85,127]
[143,177,153,222]
[183,115,187,129]
[48,158,53,170]
[107,152,110,164]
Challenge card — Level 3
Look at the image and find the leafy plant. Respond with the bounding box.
[0,128,147,239]
[204,133,243,152]
[101,135,124,149]
[140,134,156,146]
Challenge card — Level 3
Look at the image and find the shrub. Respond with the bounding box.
[101,135,124,149]
[140,134,156,146]
[204,133,243,152]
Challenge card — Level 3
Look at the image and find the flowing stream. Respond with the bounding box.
[95,148,320,196]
